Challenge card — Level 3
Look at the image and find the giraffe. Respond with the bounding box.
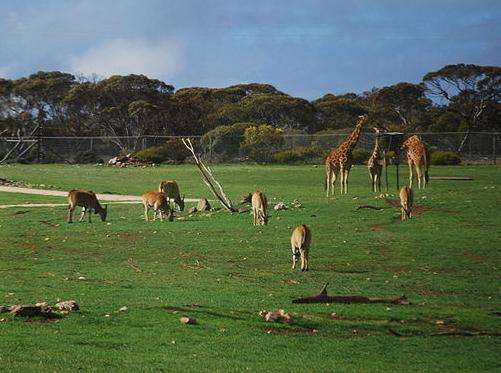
[367,127,384,193]
[325,114,369,196]
[401,135,430,189]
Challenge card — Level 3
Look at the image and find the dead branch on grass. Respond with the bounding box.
[292,283,410,305]
[182,138,237,212]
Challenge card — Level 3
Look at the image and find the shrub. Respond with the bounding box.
[74,150,103,164]
[351,149,370,165]
[430,151,461,165]
[240,124,284,162]
[200,123,251,161]
[273,146,326,164]
[135,138,189,163]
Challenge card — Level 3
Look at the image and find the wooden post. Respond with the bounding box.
[384,151,389,192]
[493,133,497,165]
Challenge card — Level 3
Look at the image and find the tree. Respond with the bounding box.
[64,74,174,152]
[240,124,284,162]
[423,64,501,144]
[368,82,431,130]
[312,93,367,130]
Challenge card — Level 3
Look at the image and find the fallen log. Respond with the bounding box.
[389,329,501,337]
[430,176,473,181]
[356,205,385,211]
[292,283,410,305]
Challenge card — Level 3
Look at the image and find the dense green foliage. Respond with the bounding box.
[0,164,499,371]
[430,151,462,165]
[273,146,326,164]
[1,64,499,154]
[134,138,189,163]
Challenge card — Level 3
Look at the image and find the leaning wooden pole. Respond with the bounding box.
[182,138,237,212]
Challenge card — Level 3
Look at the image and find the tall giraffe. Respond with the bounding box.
[401,135,430,189]
[325,114,369,196]
[367,127,384,193]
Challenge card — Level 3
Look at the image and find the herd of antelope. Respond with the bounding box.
[65,116,428,272]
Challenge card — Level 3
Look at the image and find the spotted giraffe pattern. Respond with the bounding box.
[325,114,369,195]
[367,128,384,193]
[401,135,430,189]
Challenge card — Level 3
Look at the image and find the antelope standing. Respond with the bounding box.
[67,190,107,223]
[158,180,185,211]
[290,224,311,271]
[141,191,174,221]
[251,191,268,226]
[399,186,413,221]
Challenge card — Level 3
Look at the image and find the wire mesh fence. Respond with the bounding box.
[0,132,499,164]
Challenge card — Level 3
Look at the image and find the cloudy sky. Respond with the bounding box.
[1,0,500,99]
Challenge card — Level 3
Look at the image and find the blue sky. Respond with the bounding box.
[1,0,500,99]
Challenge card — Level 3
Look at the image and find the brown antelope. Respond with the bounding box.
[290,224,311,271]
[399,186,413,221]
[158,180,185,211]
[251,191,268,226]
[67,190,107,223]
[141,191,174,221]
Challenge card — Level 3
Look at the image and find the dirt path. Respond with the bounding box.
[0,185,200,209]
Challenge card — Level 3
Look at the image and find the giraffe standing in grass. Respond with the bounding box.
[401,135,430,189]
[325,114,369,196]
[367,127,384,193]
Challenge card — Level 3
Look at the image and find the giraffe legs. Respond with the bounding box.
[408,159,414,188]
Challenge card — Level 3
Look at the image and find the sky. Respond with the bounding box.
[1,0,500,100]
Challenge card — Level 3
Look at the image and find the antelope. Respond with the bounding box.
[251,191,268,226]
[67,190,107,223]
[158,180,185,211]
[290,224,311,271]
[399,186,413,221]
[141,191,174,221]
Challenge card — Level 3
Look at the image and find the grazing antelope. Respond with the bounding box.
[141,191,174,221]
[67,190,107,223]
[158,180,185,211]
[251,191,268,226]
[290,224,311,271]
[399,186,413,221]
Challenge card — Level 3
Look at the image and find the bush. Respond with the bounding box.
[135,138,189,163]
[430,151,461,165]
[200,123,251,161]
[351,149,370,165]
[74,150,103,164]
[273,146,326,164]
[240,124,284,162]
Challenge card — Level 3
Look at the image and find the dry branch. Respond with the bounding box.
[292,283,410,305]
[389,329,501,337]
[356,205,385,211]
[182,138,237,212]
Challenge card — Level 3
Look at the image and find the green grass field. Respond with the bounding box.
[0,164,500,372]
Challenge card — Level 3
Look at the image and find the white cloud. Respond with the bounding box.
[69,39,182,81]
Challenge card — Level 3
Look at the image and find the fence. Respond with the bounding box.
[0,132,499,164]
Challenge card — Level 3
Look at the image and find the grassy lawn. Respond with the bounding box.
[0,164,499,371]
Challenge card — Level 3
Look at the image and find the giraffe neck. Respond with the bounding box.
[343,119,365,153]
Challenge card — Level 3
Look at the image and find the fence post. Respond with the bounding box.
[493,133,497,165]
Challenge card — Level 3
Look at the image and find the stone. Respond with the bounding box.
[55,300,79,312]
[180,316,197,325]
[259,309,293,324]
[10,304,51,317]
[273,202,287,211]
[197,198,211,211]
[240,193,252,204]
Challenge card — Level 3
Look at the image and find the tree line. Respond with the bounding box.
[0,64,499,153]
